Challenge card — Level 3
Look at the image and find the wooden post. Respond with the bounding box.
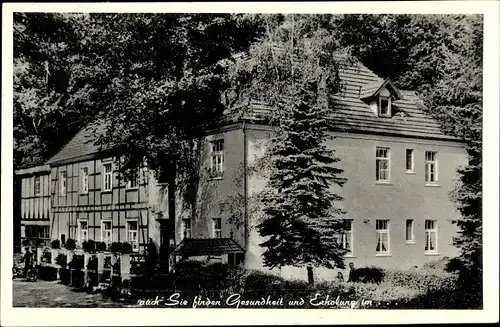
[121,253,131,283]
[67,250,74,285]
[84,253,90,288]
[36,247,43,265]
[97,252,105,283]
[51,249,58,265]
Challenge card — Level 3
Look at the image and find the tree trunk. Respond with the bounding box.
[307,266,314,286]
[160,162,176,272]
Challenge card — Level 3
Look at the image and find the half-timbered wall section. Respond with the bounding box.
[15,165,51,246]
[48,158,153,252]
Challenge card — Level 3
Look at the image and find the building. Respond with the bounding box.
[16,59,468,280]
[44,122,173,263]
[14,165,52,251]
[171,59,467,280]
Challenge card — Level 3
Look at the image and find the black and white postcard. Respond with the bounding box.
[1,1,499,326]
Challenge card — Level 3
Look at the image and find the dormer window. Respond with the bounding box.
[378,96,391,117]
[359,78,402,118]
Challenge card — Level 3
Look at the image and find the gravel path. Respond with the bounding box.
[12,279,137,308]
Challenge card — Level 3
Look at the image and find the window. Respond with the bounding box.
[406,149,414,171]
[182,219,192,239]
[376,147,390,181]
[378,97,391,117]
[60,171,67,196]
[213,218,222,238]
[425,220,438,253]
[376,219,390,254]
[405,219,414,243]
[81,167,89,194]
[102,221,112,244]
[103,163,113,191]
[341,219,353,254]
[126,220,139,252]
[78,220,88,243]
[126,169,139,189]
[34,176,41,196]
[425,151,438,183]
[210,140,224,177]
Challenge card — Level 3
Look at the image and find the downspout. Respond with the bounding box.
[243,121,248,250]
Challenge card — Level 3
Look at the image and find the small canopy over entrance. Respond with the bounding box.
[172,237,245,258]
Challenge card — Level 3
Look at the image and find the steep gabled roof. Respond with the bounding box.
[47,58,460,167]
[46,119,117,166]
[237,60,459,141]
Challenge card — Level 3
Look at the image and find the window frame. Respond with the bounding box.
[405,219,415,244]
[103,163,113,191]
[375,219,391,255]
[425,219,438,254]
[78,219,89,244]
[101,220,112,245]
[376,147,390,182]
[406,149,414,172]
[182,218,192,239]
[81,167,89,194]
[34,176,41,196]
[126,220,139,252]
[341,219,354,256]
[425,151,438,184]
[210,139,224,177]
[378,96,392,117]
[59,171,67,196]
[126,168,139,189]
[212,218,222,238]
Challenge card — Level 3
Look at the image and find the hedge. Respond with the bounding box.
[167,261,473,309]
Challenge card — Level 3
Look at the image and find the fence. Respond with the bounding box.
[36,247,147,287]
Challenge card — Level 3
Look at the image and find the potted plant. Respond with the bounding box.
[96,241,107,252]
[51,239,60,249]
[121,242,133,254]
[86,239,96,253]
[56,252,67,268]
[110,242,122,254]
[65,238,76,251]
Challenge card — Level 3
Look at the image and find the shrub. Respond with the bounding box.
[445,257,464,272]
[83,239,96,253]
[65,238,76,250]
[173,260,208,291]
[206,262,246,291]
[69,254,84,270]
[383,269,458,293]
[110,242,122,253]
[96,242,107,252]
[243,269,285,291]
[351,266,384,284]
[42,249,52,263]
[104,255,112,268]
[51,240,61,249]
[56,253,67,268]
[121,242,133,254]
[422,256,450,271]
[172,260,245,293]
[87,255,98,271]
[112,257,121,273]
